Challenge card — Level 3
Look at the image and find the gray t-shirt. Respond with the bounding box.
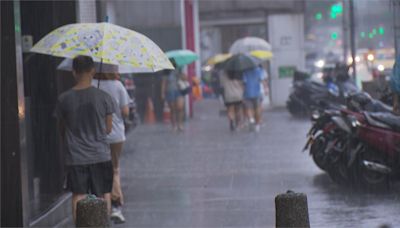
[92,80,130,143]
[56,87,116,165]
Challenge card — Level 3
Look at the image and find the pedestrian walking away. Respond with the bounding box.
[243,65,267,132]
[55,55,116,224]
[220,71,244,131]
[92,64,130,224]
[161,61,188,132]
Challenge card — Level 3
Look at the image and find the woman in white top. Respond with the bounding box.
[92,66,130,224]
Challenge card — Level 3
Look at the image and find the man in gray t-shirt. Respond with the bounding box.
[56,55,116,222]
[57,87,116,165]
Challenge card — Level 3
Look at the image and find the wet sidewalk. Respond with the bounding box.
[114,99,400,228]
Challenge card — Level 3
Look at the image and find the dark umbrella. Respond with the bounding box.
[223,53,262,72]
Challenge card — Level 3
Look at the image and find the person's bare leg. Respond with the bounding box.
[110,142,124,206]
[235,103,242,128]
[177,97,185,131]
[227,105,235,122]
[245,100,254,124]
[255,102,262,124]
[168,101,177,130]
[227,104,236,131]
[72,193,86,224]
[99,193,112,215]
[247,106,254,123]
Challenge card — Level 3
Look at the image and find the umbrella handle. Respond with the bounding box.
[97,58,103,88]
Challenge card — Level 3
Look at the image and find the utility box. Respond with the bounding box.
[268,14,305,106]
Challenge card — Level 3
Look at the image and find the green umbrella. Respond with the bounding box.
[223,53,262,72]
[166,49,198,67]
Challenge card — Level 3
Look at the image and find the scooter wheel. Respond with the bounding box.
[310,135,329,171]
[327,160,350,186]
[350,150,390,192]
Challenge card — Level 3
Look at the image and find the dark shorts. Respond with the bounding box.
[67,161,113,196]
[166,90,182,102]
[225,100,242,107]
[244,97,261,109]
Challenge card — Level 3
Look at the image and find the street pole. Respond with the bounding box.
[393,0,400,56]
[349,0,357,80]
[342,0,349,62]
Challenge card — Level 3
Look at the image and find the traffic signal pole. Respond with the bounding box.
[393,0,400,56]
[342,0,349,62]
[349,0,357,79]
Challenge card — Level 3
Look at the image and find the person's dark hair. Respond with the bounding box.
[72,55,95,74]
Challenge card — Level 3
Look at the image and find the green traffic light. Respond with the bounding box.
[329,3,343,19]
[331,4,343,14]
[360,32,366,38]
[368,33,374,39]
[331,32,338,40]
[379,27,385,35]
[315,12,322,20]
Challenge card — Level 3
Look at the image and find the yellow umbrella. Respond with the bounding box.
[250,50,273,60]
[31,22,173,73]
[207,53,232,65]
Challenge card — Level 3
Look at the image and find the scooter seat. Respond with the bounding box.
[364,100,393,113]
[367,112,400,131]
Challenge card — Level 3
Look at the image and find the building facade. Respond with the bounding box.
[1,0,200,226]
[199,0,306,106]
[1,1,97,226]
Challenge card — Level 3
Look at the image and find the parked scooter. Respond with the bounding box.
[345,111,400,191]
[303,92,393,185]
[287,64,359,117]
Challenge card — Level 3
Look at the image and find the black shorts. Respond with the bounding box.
[67,161,113,196]
[225,101,242,107]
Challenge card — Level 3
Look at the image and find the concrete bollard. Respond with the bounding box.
[275,190,310,228]
[76,195,109,227]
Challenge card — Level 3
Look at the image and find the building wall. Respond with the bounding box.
[97,0,183,51]
[1,1,26,226]
[200,0,303,12]
[269,14,305,106]
[98,0,181,27]
[76,0,97,23]
[18,1,77,226]
[199,0,305,107]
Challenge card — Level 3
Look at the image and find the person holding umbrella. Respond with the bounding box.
[162,50,198,131]
[223,54,264,132]
[161,61,188,132]
[55,56,116,222]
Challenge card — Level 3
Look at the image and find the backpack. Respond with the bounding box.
[390,55,400,95]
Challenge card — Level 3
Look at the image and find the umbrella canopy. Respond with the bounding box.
[206,53,232,65]
[229,37,272,54]
[31,22,174,73]
[223,53,262,72]
[166,49,198,67]
[250,50,273,60]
